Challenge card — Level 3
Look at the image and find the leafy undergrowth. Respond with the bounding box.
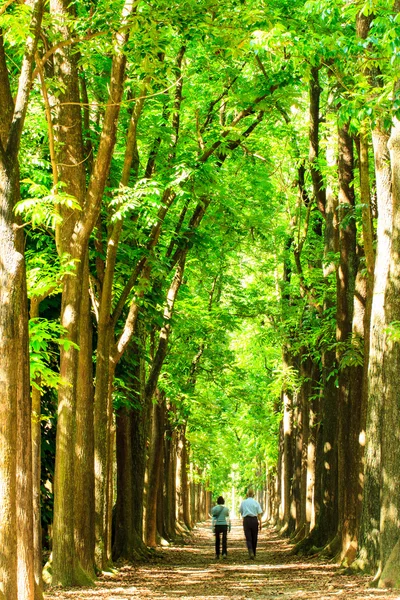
[45,521,400,599]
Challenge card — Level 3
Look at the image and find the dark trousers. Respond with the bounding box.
[215,524,228,556]
[243,516,259,555]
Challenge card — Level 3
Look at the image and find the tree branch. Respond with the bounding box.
[76,0,136,248]
[0,33,13,148]
[200,71,242,134]
[145,252,187,401]
[6,0,44,160]
[199,95,268,163]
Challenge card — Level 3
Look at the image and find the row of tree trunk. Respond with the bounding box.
[1,0,259,595]
[266,50,400,589]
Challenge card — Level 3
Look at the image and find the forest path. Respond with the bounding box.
[45,521,400,600]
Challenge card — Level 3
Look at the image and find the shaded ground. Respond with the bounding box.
[45,521,400,599]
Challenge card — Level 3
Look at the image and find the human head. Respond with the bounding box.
[247,488,255,498]
[217,496,225,505]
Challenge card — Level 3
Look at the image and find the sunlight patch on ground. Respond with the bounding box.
[44,524,400,600]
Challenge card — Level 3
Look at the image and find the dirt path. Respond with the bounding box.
[45,521,400,599]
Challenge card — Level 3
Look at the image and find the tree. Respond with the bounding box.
[0,1,44,598]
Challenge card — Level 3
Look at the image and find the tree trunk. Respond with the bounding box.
[49,0,88,583]
[74,257,95,579]
[296,69,339,553]
[52,268,86,585]
[49,0,133,579]
[32,391,43,600]
[277,421,284,526]
[306,362,320,534]
[379,538,400,589]
[190,463,196,526]
[164,416,177,540]
[336,122,361,561]
[114,324,150,559]
[293,355,314,541]
[180,428,191,529]
[105,393,115,567]
[176,427,186,529]
[0,2,44,595]
[114,406,135,558]
[17,269,35,600]
[0,165,26,600]
[378,114,400,587]
[131,338,152,547]
[292,379,303,536]
[30,299,43,600]
[157,440,167,542]
[358,126,392,574]
[145,391,166,547]
[94,322,113,568]
[281,347,295,535]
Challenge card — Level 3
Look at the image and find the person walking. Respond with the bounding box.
[211,496,231,559]
[239,488,263,559]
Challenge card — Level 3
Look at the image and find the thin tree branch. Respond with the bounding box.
[0,0,17,16]
[165,197,191,261]
[32,30,104,80]
[199,96,269,163]
[111,256,146,327]
[200,70,243,134]
[35,52,58,185]
[76,0,136,248]
[6,0,44,159]
[145,252,187,401]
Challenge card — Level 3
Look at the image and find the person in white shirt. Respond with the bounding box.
[239,488,262,559]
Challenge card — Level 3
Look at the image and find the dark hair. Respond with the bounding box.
[217,496,225,505]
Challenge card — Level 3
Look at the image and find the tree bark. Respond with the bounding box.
[114,406,135,558]
[48,0,135,577]
[131,324,152,546]
[358,126,391,574]
[145,391,166,547]
[74,257,95,579]
[94,317,113,568]
[114,321,150,559]
[49,0,88,584]
[180,427,191,530]
[378,113,400,587]
[0,2,44,596]
[17,273,35,600]
[336,123,361,562]
[293,355,315,541]
[30,300,43,600]
[281,347,295,535]
[302,120,338,553]
[164,414,178,540]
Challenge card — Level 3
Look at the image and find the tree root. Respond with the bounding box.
[378,537,400,590]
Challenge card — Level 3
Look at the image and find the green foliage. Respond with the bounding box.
[338,334,364,369]
[385,321,400,343]
[29,319,76,391]
[6,0,394,515]
[15,180,81,230]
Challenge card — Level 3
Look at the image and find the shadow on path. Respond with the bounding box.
[45,521,400,599]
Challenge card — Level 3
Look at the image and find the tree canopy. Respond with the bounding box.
[2,0,400,597]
